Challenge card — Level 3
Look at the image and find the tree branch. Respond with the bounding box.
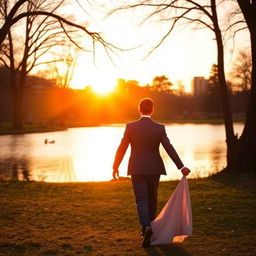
[143,7,195,58]
[7,11,121,51]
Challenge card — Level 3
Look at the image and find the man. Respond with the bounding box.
[112,98,190,247]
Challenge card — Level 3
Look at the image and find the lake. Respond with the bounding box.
[0,123,243,182]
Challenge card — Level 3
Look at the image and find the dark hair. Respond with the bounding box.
[139,98,154,114]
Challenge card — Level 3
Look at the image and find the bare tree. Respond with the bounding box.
[0,0,120,128]
[0,1,70,128]
[46,45,80,88]
[109,0,238,166]
[231,49,252,92]
[0,0,117,49]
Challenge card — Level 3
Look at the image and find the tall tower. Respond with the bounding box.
[192,77,208,96]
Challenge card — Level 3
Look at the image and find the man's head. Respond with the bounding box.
[139,98,154,115]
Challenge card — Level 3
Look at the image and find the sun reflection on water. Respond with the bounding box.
[0,123,243,182]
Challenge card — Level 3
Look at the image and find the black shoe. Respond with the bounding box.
[140,226,146,238]
[141,226,152,248]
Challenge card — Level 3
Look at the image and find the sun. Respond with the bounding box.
[91,75,116,95]
[69,63,117,94]
[70,72,116,94]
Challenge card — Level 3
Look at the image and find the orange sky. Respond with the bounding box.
[41,1,251,93]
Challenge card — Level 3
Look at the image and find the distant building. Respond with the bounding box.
[126,80,139,87]
[115,78,127,94]
[192,76,209,96]
[116,79,140,94]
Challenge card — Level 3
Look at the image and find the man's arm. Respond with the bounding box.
[112,125,130,179]
[161,126,184,170]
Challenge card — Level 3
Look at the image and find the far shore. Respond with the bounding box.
[0,126,67,136]
[0,117,245,135]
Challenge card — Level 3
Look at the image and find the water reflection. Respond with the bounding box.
[0,157,30,181]
[0,123,243,182]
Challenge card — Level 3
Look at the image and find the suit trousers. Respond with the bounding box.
[131,174,160,228]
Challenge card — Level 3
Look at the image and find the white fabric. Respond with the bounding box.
[151,176,192,245]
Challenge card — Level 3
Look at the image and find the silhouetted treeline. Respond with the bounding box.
[0,75,249,126]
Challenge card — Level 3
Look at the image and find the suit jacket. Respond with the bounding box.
[113,117,184,175]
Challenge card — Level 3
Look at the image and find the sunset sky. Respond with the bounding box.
[47,1,250,93]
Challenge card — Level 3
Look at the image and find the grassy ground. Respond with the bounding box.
[0,172,255,256]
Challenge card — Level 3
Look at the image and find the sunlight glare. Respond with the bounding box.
[91,75,116,95]
[69,60,117,94]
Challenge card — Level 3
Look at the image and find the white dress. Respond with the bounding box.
[150,176,192,245]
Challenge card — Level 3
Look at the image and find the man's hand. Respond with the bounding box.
[112,168,119,180]
[181,167,190,176]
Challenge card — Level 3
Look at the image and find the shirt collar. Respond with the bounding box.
[140,115,151,119]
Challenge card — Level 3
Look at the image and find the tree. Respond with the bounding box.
[0,0,119,128]
[231,49,252,92]
[44,45,80,88]
[0,0,115,47]
[110,0,237,166]
[152,75,173,93]
[205,64,222,114]
[177,80,185,96]
[1,0,71,128]
[208,64,218,86]
[230,0,256,172]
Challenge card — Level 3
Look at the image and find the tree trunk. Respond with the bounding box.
[215,32,238,166]
[12,86,24,129]
[7,26,24,130]
[211,0,238,167]
[231,0,256,172]
[10,13,29,130]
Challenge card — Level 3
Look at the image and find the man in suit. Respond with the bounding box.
[112,98,190,247]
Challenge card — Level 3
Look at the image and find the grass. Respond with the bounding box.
[0,173,255,256]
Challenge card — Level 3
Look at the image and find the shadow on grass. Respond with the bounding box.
[145,244,191,256]
[210,168,256,193]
